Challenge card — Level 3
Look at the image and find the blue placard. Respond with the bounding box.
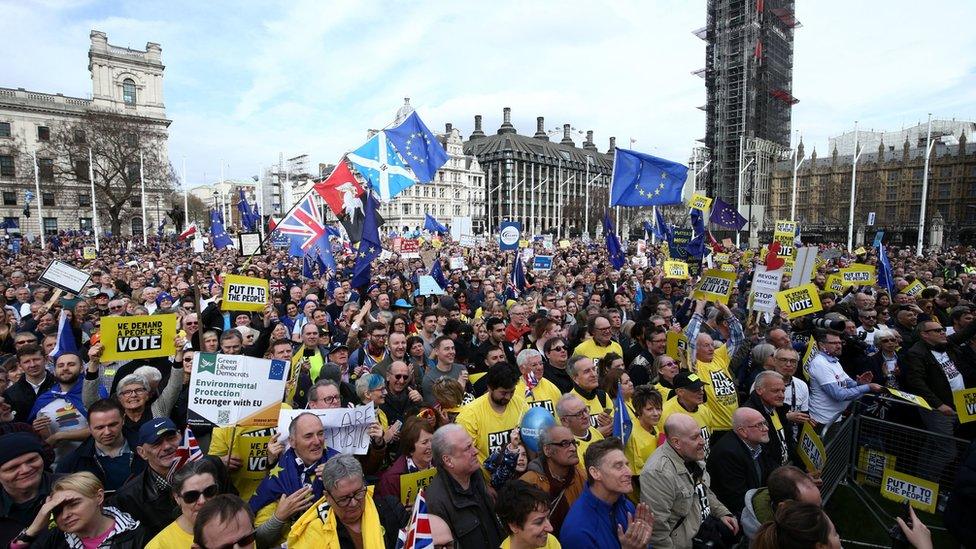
[533,255,552,271]
[499,221,522,251]
[11,238,21,254]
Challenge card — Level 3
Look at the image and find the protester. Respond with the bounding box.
[0,432,55,545]
[59,398,145,492]
[146,458,221,548]
[191,494,257,549]
[496,480,560,549]
[740,465,822,541]
[519,425,587,535]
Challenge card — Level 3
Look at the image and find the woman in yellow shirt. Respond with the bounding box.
[146,459,222,549]
[628,385,664,475]
[497,480,562,549]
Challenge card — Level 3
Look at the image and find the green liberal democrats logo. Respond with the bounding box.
[197,353,217,374]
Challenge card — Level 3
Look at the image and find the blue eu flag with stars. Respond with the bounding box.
[610,148,687,207]
[385,112,449,183]
[351,188,382,288]
[708,197,748,231]
[603,213,626,270]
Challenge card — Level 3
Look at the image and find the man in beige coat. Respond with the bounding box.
[640,413,739,548]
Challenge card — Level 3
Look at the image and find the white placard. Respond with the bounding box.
[188,353,287,428]
[38,259,91,296]
[790,247,818,288]
[458,235,476,248]
[750,265,784,313]
[237,232,263,256]
[449,256,466,270]
[192,238,205,253]
[276,404,377,455]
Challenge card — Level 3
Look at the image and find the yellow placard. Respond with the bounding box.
[853,246,867,256]
[690,193,712,212]
[953,388,976,423]
[666,331,689,361]
[400,468,437,506]
[880,468,939,514]
[825,274,848,293]
[663,260,689,280]
[742,250,754,264]
[83,246,96,260]
[776,283,823,319]
[519,239,530,248]
[886,388,931,410]
[100,314,177,362]
[234,432,274,482]
[840,263,876,286]
[660,241,670,257]
[856,447,897,486]
[559,239,571,249]
[801,335,816,379]
[901,280,925,297]
[773,220,797,237]
[720,264,736,273]
[714,253,730,264]
[691,269,736,304]
[797,423,827,474]
[221,274,269,312]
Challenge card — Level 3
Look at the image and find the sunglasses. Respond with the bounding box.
[197,530,256,549]
[181,484,219,504]
[549,345,566,352]
[393,374,409,381]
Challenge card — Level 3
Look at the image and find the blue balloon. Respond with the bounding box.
[520,407,557,453]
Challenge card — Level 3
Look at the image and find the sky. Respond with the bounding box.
[3,0,974,188]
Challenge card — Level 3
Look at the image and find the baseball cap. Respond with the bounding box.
[673,371,705,391]
[393,299,413,309]
[328,342,350,354]
[137,417,178,446]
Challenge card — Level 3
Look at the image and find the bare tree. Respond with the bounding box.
[46,110,174,235]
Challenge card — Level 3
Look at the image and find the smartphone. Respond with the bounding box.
[888,500,912,547]
[303,348,315,358]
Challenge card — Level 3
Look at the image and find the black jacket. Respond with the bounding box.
[945,439,976,546]
[743,392,797,471]
[0,471,57,547]
[34,507,146,549]
[901,320,976,410]
[425,466,504,549]
[543,361,574,395]
[57,437,145,492]
[705,431,770,518]
[3,372,55,423]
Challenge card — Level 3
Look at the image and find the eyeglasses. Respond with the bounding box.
[563,409,589,419]
[181,484,219,504]
[197,530,256,549]
[776,357,799,363]
[433,541,457,549]
[311,394,340,404]
[119,388,147,397]
[923,327,946,333]
[546,439,580,448]
[549,345,566,352]
[745,421,769,430]
[182,357,195,363]
[327,486,367,507]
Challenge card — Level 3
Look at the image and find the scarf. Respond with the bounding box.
[29,378,106,422]
[287,486,385,549]
[249,447,337,516]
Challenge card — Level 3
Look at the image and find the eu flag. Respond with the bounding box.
[429,254,448,289]
[612,383,632,446]
[506,252,527,300]
[603,213,626,270]
[610,148,687,207]
[708,197,747,230]
[351,189,381,288]
[655,208,673,242]
[424,213,448,234]
[877,242,895,296]
[209,209,233,250]
[642,220,655,238]
[237,189,255,231]
[384,111,449,183]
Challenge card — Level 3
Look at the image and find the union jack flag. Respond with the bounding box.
[395,489,433,549]
[276,194,327,252]
[168,427,203,479]
[523,370,539,399]
[269,279,287,295]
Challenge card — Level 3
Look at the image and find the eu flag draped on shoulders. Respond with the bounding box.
[351,188,382,289]
[384,111,449,183]
[603,213,626,270]
[347,132,417,202]
[610,148,688,207]
[708,197,748,231]
[209,209,233,250]
[423,214,448,234]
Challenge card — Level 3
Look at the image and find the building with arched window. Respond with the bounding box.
[0,30,170,237]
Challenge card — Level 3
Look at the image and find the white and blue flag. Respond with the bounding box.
[347,132,417,202]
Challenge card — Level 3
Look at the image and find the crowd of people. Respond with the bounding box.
[0,229,973,548]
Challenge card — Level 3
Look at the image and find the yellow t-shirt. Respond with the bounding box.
[627,421,659,475]
[769,410,789,467]
[659,396,713,456]
[695,345,738,431]
[515,377,563,416]
[456,392,529,463]
[569,387,615,431]
[573,339,624,368]
[502,534,562,548]
[575,426,605,466]
[146,520,193,549]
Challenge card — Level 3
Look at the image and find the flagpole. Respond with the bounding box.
[88,148,100,251]
[790,130,805,222]
[182,156,189,228]
[916,113,933,257]
[140,150,148,246]
[585,158,590,237]
[847,121,863,251]
[736,133,744,248]
[31,150,45,248]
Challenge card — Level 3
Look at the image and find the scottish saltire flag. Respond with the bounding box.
[169,427,203,478]
[429,256,448,289]
[351,190,381,288]
[209,210,233,250]
[506,253,527,300]
[877,242,895,296]
[610,148,687,207]
[603,213,626,270]
[277,194,327,256]
[50,310,77,361]
[612,383,633,445]
[396,489,433,549]
[424,214,448,234]
[709,197,747,230]
[347,131,418,201]
[385,112,449,183]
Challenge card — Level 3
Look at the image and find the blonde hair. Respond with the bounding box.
[53,472,105,499]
